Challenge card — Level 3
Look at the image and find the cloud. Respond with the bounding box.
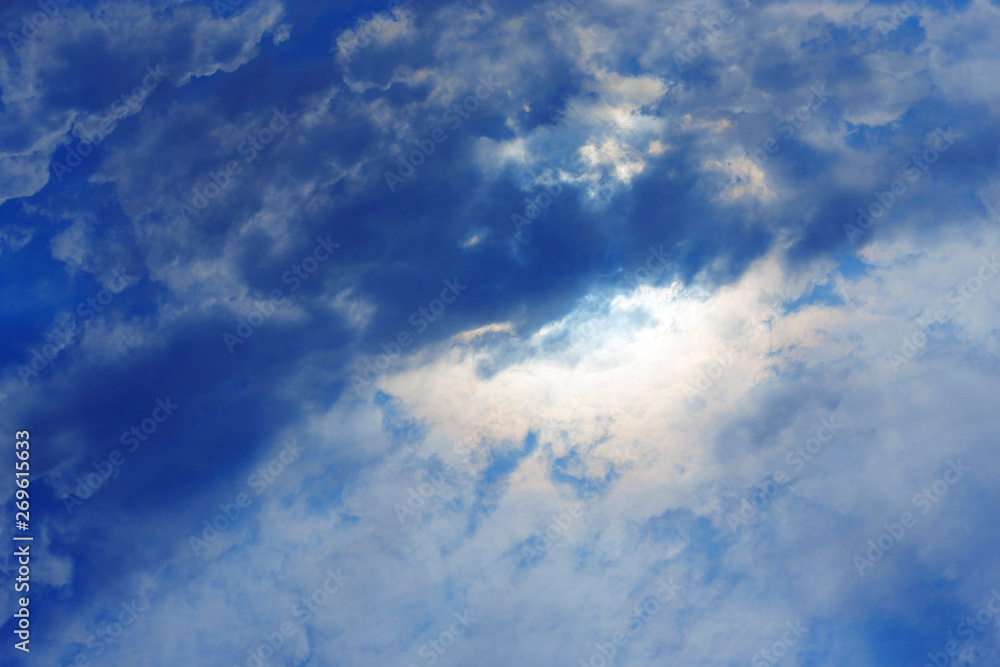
[2,0,1000,665]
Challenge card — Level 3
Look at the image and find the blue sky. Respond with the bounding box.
[1,0,1000,665]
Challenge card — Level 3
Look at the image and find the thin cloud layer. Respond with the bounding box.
[1,0,999,665]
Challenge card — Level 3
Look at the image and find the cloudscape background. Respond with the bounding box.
[1,0,1000,665]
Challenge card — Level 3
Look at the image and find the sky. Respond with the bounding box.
[1,0,1000,665]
